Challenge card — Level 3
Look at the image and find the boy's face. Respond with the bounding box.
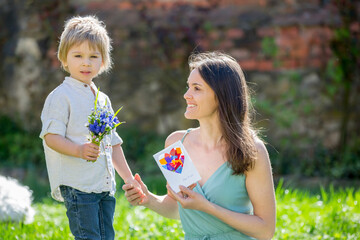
[64,41,103,84]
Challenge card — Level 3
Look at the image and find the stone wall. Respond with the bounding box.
[0,0,359,151]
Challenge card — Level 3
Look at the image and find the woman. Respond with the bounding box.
[123,52,276,240]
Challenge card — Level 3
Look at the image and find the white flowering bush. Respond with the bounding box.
[0,175,35,223]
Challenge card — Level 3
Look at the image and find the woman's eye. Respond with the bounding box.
[75,55,81,58]
[91,56,98,58]
[194,87,200,91]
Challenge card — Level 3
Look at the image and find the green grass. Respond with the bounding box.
[275,182,360,240]
[1,184,359,239]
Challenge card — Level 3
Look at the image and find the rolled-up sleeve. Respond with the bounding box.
[40,90,69,139]
[111,130,123,146]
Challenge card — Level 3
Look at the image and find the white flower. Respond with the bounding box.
[0,175,35,223]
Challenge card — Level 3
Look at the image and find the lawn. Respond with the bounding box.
[1,183,359,239]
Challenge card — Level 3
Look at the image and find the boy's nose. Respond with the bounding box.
[82,59,91,66]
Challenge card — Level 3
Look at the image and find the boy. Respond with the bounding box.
[40,16,143,240]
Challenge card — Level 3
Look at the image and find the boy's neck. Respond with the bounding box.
[69,75,93,86]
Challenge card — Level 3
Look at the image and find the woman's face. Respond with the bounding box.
[183,68,218,120]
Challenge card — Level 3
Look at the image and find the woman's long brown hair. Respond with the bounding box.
[189,52,257,175]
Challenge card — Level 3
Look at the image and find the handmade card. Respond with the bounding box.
[153,141,201,193]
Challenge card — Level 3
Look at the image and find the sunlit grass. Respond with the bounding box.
[275,181,360,239]
[1,184,359,239]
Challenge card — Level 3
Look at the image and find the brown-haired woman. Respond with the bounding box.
[123,52,276,240]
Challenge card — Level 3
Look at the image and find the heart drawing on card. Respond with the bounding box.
[158,147,185,174]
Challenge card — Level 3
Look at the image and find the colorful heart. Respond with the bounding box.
[159,147,184,174]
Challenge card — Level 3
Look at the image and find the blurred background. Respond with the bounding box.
[0,0,359,201]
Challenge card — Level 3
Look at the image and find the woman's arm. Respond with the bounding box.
[44,133,100,161]
[123,174,180,219]
[169,139,276,240]
[122,130,187,219]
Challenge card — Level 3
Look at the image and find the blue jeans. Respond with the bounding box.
[60,185,116,240]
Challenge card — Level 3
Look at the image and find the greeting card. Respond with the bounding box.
[153,141,201,193]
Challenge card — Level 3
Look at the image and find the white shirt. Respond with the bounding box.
[40,77,122,202]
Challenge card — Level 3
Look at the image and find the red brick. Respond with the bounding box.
[280,26,300,38]
[197,39,211,49]
[257,60,274,71]
[118,2,132,10]
[351,22,360,32]
[257,27,276,37]
[87,1,117,10]
[238,59,257,70]
[292,39,309,60]
[276,35,292,49]
[220,0,265,7]
[309,45,322,56]
[209,31,221,40]
[230,49,251,60]
[219,39,235,49]
[281,59,297,69]
[308,58,324,68]
[226,28,244,39]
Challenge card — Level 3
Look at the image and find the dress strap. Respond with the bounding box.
[181,128,193,143]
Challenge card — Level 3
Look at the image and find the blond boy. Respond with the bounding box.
[40,16,142,240]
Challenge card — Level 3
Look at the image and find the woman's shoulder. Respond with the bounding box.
[165,130,187,148]
[252,137,270,169]
[165,128,199,147]
[249,130,267,156]
[254,137,266,151]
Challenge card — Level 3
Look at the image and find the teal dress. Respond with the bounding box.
[179,129,255,240]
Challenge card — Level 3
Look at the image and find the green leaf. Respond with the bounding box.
[115,121,125,128]
[113,106,123,118]
[94,87,100,111]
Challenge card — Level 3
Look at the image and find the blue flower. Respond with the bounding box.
[101,124,106,133]
[86,89,124,148]
[113,117,120,124]
[89,122,97,133]
[95,125,101,135]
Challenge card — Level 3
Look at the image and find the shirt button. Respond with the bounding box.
[84,84,87,87]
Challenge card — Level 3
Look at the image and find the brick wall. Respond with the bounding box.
[0,0,359,152]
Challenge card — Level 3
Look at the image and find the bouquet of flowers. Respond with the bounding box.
[86,88,124,154]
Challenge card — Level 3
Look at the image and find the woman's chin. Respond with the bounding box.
[184,112,195,120]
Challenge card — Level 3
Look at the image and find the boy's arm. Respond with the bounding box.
[44,133,100,161]
[112,144,135,183]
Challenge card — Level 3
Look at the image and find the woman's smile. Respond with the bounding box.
[186,104,197,109]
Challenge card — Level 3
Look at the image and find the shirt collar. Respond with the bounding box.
[64,76,97,92]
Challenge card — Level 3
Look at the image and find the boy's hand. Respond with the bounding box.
[123,174,148,206]
[79,143,100,161]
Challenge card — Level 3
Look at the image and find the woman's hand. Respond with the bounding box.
[122,173,148,206]
[167,184,209,211]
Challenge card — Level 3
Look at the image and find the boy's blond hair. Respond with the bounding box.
[57,16,112,75]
